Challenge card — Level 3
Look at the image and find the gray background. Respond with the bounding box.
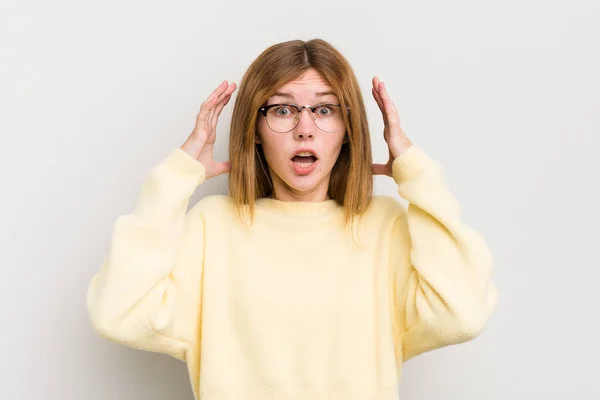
[1,0,598,398]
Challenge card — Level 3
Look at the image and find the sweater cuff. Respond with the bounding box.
[162,147,206,185]
[391,145,433,184]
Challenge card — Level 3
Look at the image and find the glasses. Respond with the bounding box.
[258,103,349,133]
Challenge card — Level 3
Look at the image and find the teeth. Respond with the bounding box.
[293,161,314,168]
[296,151,314,157]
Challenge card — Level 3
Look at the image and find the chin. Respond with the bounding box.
[286,170,330,193]
[285,176,319,192]
[271,159,331,195]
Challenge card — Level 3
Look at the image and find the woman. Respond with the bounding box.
[87,38,497,399]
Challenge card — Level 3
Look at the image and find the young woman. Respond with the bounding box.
[87,38,497,399]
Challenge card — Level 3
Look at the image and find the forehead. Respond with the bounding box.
[273,69,336,99]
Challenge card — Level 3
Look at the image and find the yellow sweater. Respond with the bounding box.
[87,145,497,400]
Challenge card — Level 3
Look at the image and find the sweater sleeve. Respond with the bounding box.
[86,147,207,361]
[389,145,498,362]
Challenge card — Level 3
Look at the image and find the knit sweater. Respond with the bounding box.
[86,145,497,400]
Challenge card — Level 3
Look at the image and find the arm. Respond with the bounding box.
[87,80,235,361]
[390,146,498,362]
[86,147,207,361]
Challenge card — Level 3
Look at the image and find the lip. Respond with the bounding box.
[290,158,319,176]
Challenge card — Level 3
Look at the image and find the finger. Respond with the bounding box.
[216,161,231,176]
[206,81,230,109]
[210,80,230,101]
[373,77,383,100]
[372,77,383,105]
[209,83,236,126]
[372,163,388,176]
[378,82,401,125]
[214,82,236,105]
[373,76,381,93]
[197,81,229,123]
[373,76,388,101]
[372,87,384,114]
[374,77,394,122]
[210,94,232,128]
[372,87,388,126]
[379,82,398,112]
[377,81,391,108]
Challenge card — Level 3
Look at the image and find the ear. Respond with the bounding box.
[255,133,262,144]
[342,133,349,144]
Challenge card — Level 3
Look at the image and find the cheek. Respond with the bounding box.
[260,135,288,166]
[324,138,345,161]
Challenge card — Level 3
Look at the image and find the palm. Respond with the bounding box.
[197,144,217,173]
[181,80,236,179]
[370,76,413,177]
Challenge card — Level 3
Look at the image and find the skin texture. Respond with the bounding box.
[181,70,413,200]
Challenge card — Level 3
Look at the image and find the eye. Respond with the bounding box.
[316,105,333,116]
[274,106,294,117]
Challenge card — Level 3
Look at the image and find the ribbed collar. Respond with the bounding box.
[255,197,341,217]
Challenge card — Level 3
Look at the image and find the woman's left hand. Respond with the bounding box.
[371,76,414,177]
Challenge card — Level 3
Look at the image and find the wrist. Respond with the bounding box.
[391,145,431,184]
[179,140,203,161]
[390,139,414,159]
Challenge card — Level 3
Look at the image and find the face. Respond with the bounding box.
[256,68,348,202]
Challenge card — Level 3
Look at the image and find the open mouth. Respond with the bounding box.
[290,151,319,174]
[291,151,318,167]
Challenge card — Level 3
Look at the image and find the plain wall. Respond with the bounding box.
[1,0,599,398]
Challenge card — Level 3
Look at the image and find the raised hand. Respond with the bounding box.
[371,76,413,177]
[180,80,237,179]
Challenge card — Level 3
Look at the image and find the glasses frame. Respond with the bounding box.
[258,103,351,133]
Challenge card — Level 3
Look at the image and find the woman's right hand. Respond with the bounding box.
[180,80,237,179]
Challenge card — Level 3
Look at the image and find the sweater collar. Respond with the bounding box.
[255,197,341,217]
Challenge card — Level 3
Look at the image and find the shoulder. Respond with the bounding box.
[188,194,237,217]
[354,195,407,237]
[365,195,407,220]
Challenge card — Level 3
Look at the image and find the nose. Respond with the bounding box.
[293,107,316,140]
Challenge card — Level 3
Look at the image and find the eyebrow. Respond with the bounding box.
[271,91,337,99]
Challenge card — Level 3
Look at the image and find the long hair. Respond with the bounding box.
[228,38,373,230]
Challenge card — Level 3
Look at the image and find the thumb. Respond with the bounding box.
[372,163,387,176]
[216,161,231,175]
